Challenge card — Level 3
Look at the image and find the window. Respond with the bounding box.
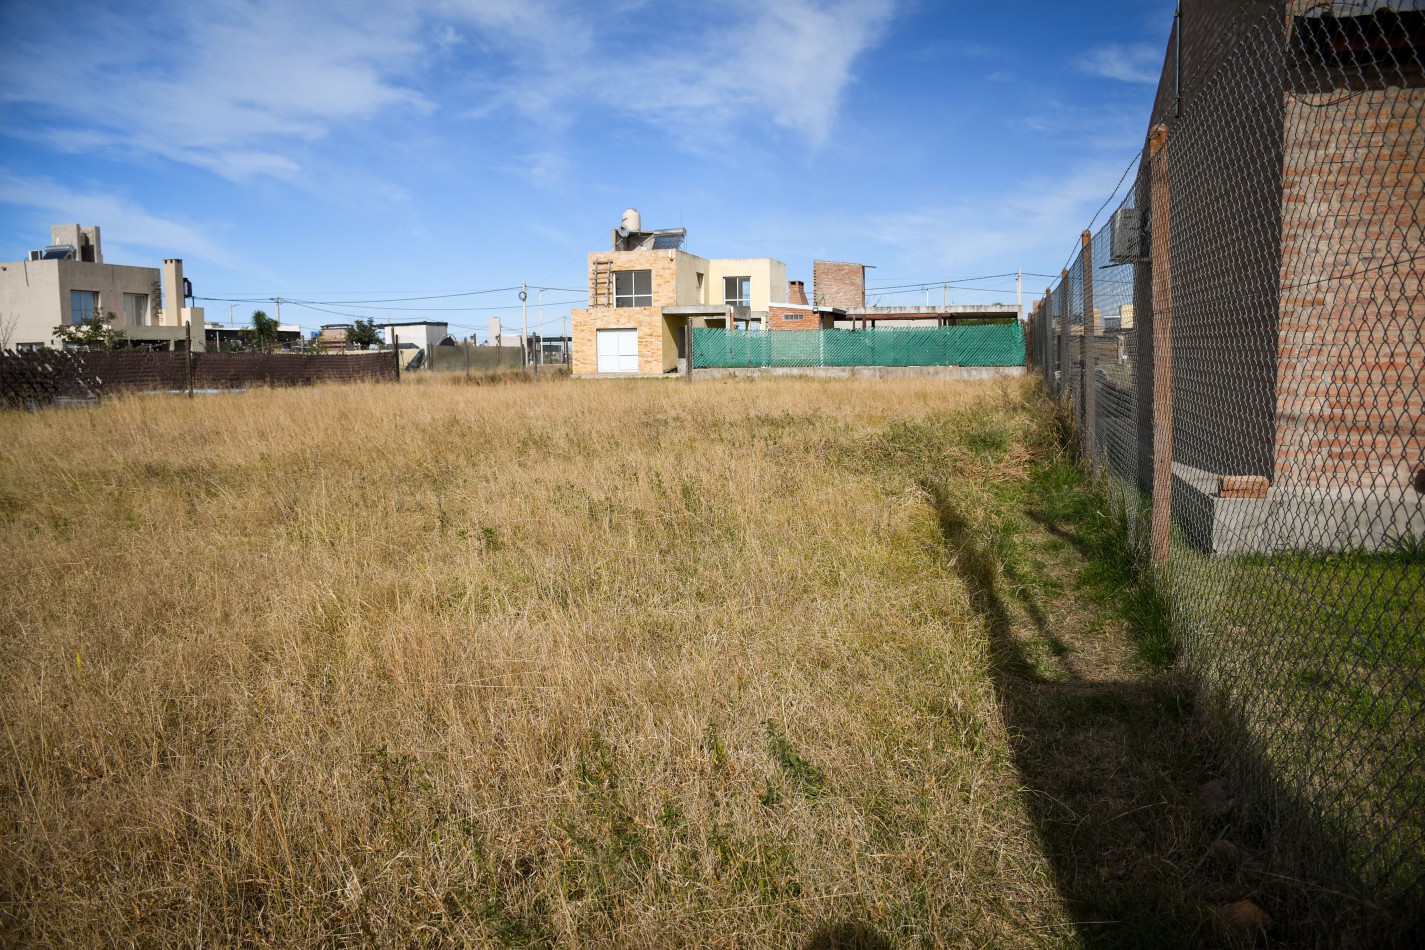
[614,269,652,307]
[123,293,149,326]
[724,276,751,308]
[70,290,99,325]
[783,313,803,321]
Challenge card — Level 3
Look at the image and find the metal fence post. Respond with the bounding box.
[1082,229,1097,469]
[1057,269,1069,401]
[185,321,194,398]
[393,332,401,382]
[1043,287,1054,391]
[1148,123,1173,567]
[686,323,694,383]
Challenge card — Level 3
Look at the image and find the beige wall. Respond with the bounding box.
[0,258,160,348]
[704,258,787,311]
[674,251,711,305]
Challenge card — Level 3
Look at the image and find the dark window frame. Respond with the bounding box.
[614,269,653,308]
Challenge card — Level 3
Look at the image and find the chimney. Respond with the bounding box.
[162,259,184,326]
[788,280,808,306]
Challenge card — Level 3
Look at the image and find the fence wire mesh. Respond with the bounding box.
[1028,1,1423,922]
[691,324,1025,369]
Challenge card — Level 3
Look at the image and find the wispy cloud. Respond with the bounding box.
[0,0,432,182]
[0,168,267,275]
[0,0,899,185]
[851,158,1140,279]
[1075,42,1163,84]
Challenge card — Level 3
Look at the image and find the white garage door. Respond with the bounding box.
[596,328,639,373]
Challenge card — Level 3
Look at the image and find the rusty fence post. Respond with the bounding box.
[185,321,194,398]
[1148,123,1173,567]
[393,332,401,382]
[1082,229,1097,470]
[1057,269,1069,403]
[1044,287,1054,392]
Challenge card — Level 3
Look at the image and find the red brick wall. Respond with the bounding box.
[1274,82,1424,492]
[767,305,823,330]
[813,261,864,309]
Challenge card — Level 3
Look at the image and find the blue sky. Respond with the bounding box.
[0,0,1175,340]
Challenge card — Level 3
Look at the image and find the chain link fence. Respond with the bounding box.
[691,324,1025,369]
[1027,0,1422,921]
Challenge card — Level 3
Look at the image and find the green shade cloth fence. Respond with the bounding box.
[692,324,1025,369]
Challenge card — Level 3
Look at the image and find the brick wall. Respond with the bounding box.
[575,250,683,373]
[1274,82,1424,492]
[767,304,822,330]
[571,306,666,374]
[813,261,865,309]
[586,250,680,307]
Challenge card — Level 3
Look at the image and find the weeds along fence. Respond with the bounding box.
[691,324,1025,369]
[0,349,397,408]
[1028,1,1424,922]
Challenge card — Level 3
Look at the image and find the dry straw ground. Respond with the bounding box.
[1,376,1237,947]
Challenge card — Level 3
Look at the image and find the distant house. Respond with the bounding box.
[571,212,1018,375]
[571,209,788,374]
[0,224,205,351]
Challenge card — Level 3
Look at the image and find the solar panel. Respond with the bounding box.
[41,245,75,260]
[652,234,685,250]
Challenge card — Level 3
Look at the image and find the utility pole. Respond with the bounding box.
[942,283,947,308]
[1017,269,1023,321]
[520,283,529,378]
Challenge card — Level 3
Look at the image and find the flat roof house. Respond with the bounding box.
[0,224,205,351]
[571,210,787,375]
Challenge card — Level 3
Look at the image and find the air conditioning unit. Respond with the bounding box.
[1109,207,1148,263]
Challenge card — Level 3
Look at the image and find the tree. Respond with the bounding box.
[55,310,125,351]
[1,312,19,351]
[248,309,280,351]
[349,318,382,348]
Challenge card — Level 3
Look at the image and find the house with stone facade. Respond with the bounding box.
[571,210,789,375]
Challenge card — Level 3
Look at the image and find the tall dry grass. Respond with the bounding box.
[0,376,1068,946]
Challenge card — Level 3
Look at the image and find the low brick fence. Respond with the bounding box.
[2,349,396,407]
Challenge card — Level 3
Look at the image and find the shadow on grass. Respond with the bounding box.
[922,478,1228,948]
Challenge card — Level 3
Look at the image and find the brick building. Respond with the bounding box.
[571,209,787,374]
[1131,0,1423,548]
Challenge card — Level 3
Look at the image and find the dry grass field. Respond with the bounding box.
[1,375,1265,947]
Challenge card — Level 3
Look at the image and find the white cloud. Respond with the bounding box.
[0,168,267,275]
[0,0,431,182]
[1075,42,1164,85]
[0,0,898,184]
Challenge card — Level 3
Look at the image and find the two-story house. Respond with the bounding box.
[571,210,787,375]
